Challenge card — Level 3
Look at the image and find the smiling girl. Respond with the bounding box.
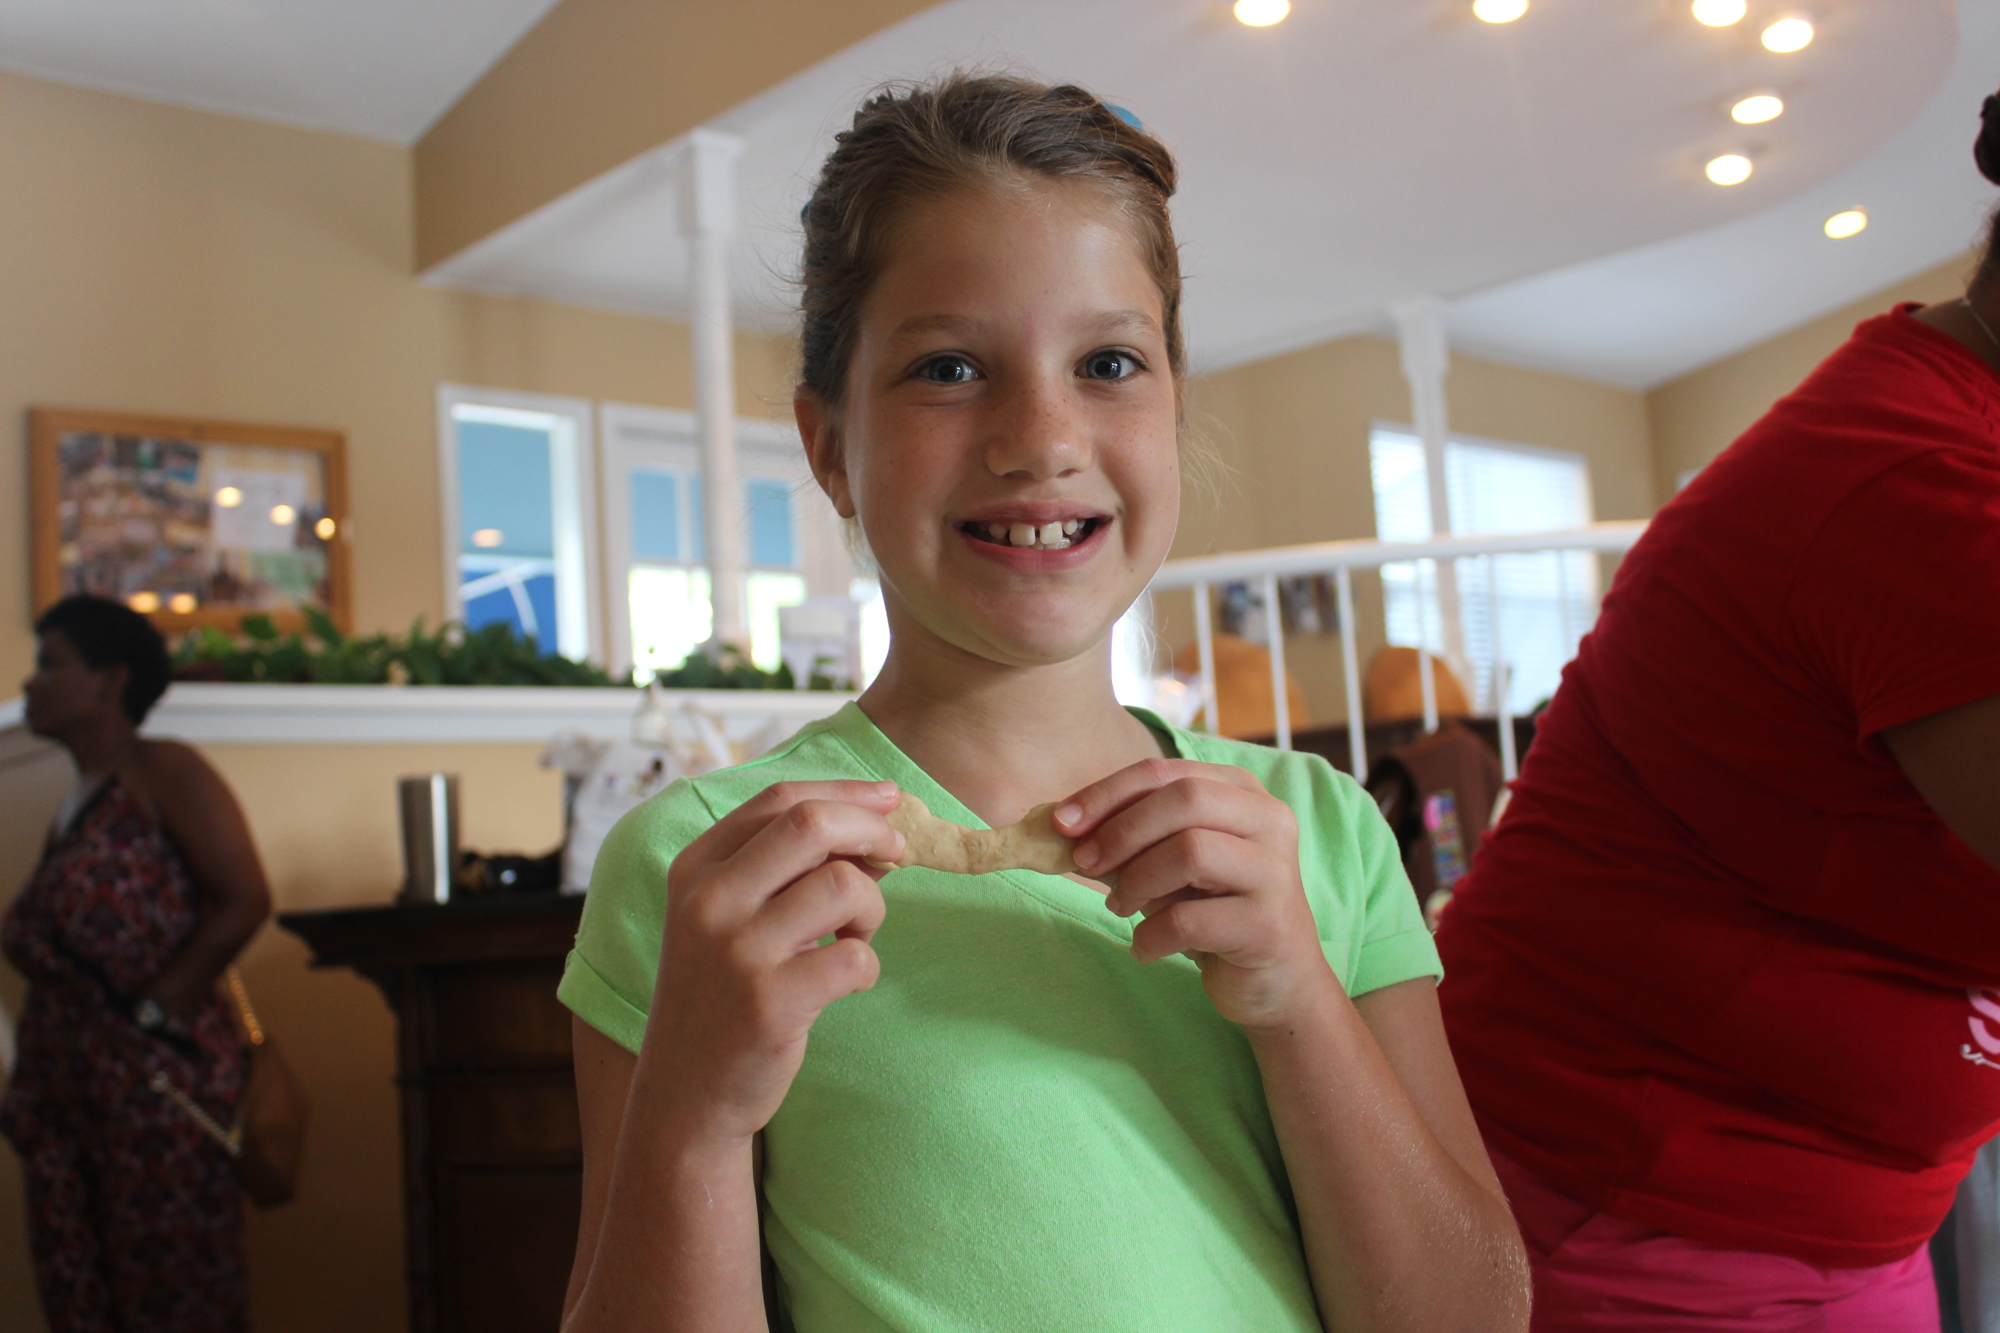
[557,74,1528,1333]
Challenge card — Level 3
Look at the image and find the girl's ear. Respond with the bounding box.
[796,389,856,519]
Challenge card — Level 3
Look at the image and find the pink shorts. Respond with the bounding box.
[1492,1149,1941,1332]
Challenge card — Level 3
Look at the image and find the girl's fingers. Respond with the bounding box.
[1075,778,1280,882]
[1130,894,1260,965]
[776,935,882,1006]
[754,859,888,958]
[1052,758,1262,841]
[1105,827,1268,918]
[711,797,905,910]
[690,781,902,866]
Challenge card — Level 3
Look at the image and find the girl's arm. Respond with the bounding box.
[1249,974,1529,1333]
[562,780,903,1333]
[565,1017,764,1332]
[1060,759,1530,1333]
[128,741,273,1017]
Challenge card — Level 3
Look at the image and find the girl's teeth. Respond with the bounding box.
[973,519,1090,549]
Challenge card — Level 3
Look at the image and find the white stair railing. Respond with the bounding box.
[1147,520,1648,780]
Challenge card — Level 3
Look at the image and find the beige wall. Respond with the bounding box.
[0,67,798,1332]
[1172,335,1654,725]
[414,0,939,267]
[1646,254,1976,499]
[0,67,799,694]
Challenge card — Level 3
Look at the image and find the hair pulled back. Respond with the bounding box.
[1974,90,2000,300]
[798,73,1183,409]
[36,594,172,723]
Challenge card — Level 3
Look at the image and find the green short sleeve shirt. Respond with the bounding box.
[560,702,1439,1332]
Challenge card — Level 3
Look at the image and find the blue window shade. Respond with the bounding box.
[748,478,792,564]
[630,470,682,562]
[747,480,795,567]
[461,571,558,650]
[689,475,704,562]
[457,421,554,556]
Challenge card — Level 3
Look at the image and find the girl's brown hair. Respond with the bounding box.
[798,72,1184,409]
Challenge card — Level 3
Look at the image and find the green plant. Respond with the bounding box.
[173,609,628,687]
[646,644,796,690]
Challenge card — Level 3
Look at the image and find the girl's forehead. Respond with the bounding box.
[861,183,1165,335]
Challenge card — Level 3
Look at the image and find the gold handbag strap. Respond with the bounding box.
[225,967,266,1047]
[148,1066,244,1157]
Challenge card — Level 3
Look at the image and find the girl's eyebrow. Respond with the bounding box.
[885,308,1161,347]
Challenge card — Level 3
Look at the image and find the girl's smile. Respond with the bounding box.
[802,178,1181,670]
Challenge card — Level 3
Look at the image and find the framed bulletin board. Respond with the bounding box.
[29,408,351,635]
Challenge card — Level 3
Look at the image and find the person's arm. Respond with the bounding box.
[1881,693,2000,873]
[129,741,273,1017]
[1060,759,1529,1333]
[562,781,902,1333]
[1249,976,1529,1333]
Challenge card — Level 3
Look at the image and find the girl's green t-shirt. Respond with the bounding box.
[560,702,1440,1332]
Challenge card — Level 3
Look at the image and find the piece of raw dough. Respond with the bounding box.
[871,792,1081,878]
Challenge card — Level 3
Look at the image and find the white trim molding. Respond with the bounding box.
[4,683,866,746]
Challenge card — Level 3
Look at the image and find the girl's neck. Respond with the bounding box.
[859,633,1166,829]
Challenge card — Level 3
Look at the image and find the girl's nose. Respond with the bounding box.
[983,376,1092,479]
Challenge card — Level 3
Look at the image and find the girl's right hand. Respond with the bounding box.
[641,780,904,1145]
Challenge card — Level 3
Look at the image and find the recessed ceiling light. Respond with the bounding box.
[128,591,161,614]
[1824,208,1868,238]
[1691,0,1746,25]
[1705,153,1754,185]
[315,516,338,540]
[1233,0,1290,25]
[1761,16,1813,52]
[169,593,197,614]
[1731,94,1784,124]
[1473,0,1528,21]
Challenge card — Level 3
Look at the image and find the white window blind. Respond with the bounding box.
[1370,426,1596,715]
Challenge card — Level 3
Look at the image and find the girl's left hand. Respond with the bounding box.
[1054,759,1334,1030]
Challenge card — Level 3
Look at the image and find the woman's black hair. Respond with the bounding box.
[1973,90,2000,299]
[35,595,173,724]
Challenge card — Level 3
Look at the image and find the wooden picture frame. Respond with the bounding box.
[30,407,351,636]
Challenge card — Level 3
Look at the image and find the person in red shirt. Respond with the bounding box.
[1437,91,2000,1330]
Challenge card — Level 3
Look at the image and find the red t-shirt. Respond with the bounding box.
[1436,306,2000,1268]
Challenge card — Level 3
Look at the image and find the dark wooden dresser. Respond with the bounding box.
[282,895,585,1333]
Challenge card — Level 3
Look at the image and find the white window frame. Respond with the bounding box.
[436,384,602,663]
[597,402,815,678]
[1370,420,1596,714]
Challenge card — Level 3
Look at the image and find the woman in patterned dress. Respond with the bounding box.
[3,596,272,1332]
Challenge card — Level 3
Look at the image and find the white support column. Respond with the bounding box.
[1262,573,1291,751]
[1335,566,1365,779]
[1390,296,1465,672]
[1193,583,1219,735]
[676,129,748,649]
[1487,553,1518,781]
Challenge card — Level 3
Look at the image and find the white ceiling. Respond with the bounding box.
[3,0,1990,389]
[430,0,1971,389]
[0,0,561,142]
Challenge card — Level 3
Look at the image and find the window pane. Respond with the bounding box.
[747,571,807,671]
[457,420,554,556]
[1368,425,1595,715]
[630,470,682,562]
[747,479,796,568]
[629,566,711,682]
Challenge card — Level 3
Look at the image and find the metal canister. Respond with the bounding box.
[397,774,460,905]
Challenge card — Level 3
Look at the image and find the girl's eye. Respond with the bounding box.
[1080,350,1141,381]
[916,354,979,385]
